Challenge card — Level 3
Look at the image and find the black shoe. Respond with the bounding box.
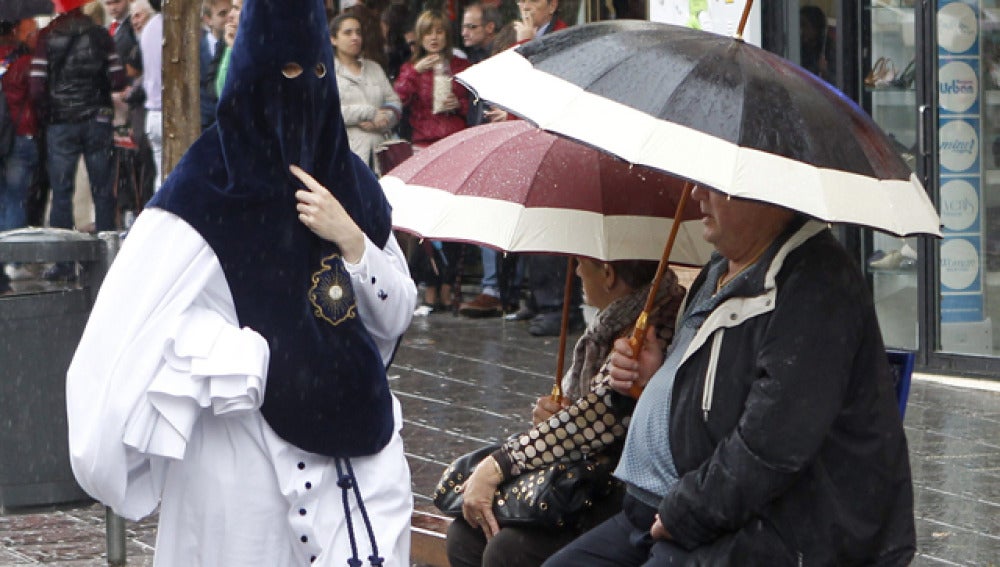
[43,262,78,282]
[528,311,584,337]
[504,304,537,321]
[0,268,10,294]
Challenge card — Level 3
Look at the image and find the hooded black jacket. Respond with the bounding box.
[658,221,915,565]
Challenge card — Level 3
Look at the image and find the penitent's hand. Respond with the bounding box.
[290,165,365,263]
[607,325,664,397]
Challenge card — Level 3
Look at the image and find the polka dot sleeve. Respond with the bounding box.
[490,365,631,481]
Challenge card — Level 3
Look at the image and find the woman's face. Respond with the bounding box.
[575,257,613,309]
[333,18,363,58]
[420,24,447,55]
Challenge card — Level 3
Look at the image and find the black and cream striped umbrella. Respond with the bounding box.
[457,20,940,237]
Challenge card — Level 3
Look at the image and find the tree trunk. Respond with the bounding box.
[161,0,201,178]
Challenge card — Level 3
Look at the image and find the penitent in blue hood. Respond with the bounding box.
[148,0,396,459]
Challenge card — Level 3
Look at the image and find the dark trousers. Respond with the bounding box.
[447,483,625,567]
[525,254,580,312]
[447,518,580,567]
[0,136,39,231]
[47,120,116,232]
[542,495,690,567]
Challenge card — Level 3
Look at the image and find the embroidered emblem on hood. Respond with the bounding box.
[308,253,358,326]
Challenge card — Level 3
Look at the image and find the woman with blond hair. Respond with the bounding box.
[392,10,469,147]
[392,10,470,310]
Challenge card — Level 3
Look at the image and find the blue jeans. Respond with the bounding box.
[47,120,115,232]
[0,136,39,231]
[480,246,499,296]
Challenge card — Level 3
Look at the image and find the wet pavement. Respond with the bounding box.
[2,310,999,565]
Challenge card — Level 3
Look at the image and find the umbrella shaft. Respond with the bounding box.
[629,182,694,398]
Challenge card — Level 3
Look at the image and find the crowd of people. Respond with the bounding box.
[0,0,579,337]
[320,0,582,335]
[0,0,162,285]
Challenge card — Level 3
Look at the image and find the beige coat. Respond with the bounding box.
[334,58,401,173]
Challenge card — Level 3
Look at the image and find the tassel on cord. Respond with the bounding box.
[334,458,385,567]
[335,459,362,567]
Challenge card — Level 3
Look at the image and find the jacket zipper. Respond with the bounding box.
[702,329,724,421]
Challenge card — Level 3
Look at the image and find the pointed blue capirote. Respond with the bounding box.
[149,0,395,458]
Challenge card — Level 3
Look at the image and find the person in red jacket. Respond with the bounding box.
[0,19,40,290]
[393,10,470,147]
[392,10,470,312]
[0,19,38,233]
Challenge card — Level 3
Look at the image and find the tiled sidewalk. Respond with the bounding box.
[2,314,999,565]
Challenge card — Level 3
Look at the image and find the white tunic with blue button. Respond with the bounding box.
[67,208,417,566]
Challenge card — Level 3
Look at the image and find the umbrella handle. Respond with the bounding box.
[627,312,649,398]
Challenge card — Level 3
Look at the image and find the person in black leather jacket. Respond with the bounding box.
[30,0,126,243]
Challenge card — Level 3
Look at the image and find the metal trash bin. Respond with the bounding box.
[0,228,119,510]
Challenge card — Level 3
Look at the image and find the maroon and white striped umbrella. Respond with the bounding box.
[381,121,714,265]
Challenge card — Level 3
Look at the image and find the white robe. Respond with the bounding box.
[67,208,418,566]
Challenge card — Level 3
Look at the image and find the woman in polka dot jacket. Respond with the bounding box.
[446,258,687,567]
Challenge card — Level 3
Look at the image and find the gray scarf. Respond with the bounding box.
[561,270,685,401]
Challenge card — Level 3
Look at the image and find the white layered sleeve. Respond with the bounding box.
[344,232,417,364]
[66,208,269,521]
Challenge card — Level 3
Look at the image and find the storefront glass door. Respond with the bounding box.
[864,0,922,350]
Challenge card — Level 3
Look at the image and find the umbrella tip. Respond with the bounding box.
[735,0,754,39]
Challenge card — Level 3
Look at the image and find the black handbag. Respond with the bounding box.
[433,444,616,529]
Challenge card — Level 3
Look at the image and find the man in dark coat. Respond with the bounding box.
[103,0,137,62]
[545,186,916,566]
[30,0,127,257]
